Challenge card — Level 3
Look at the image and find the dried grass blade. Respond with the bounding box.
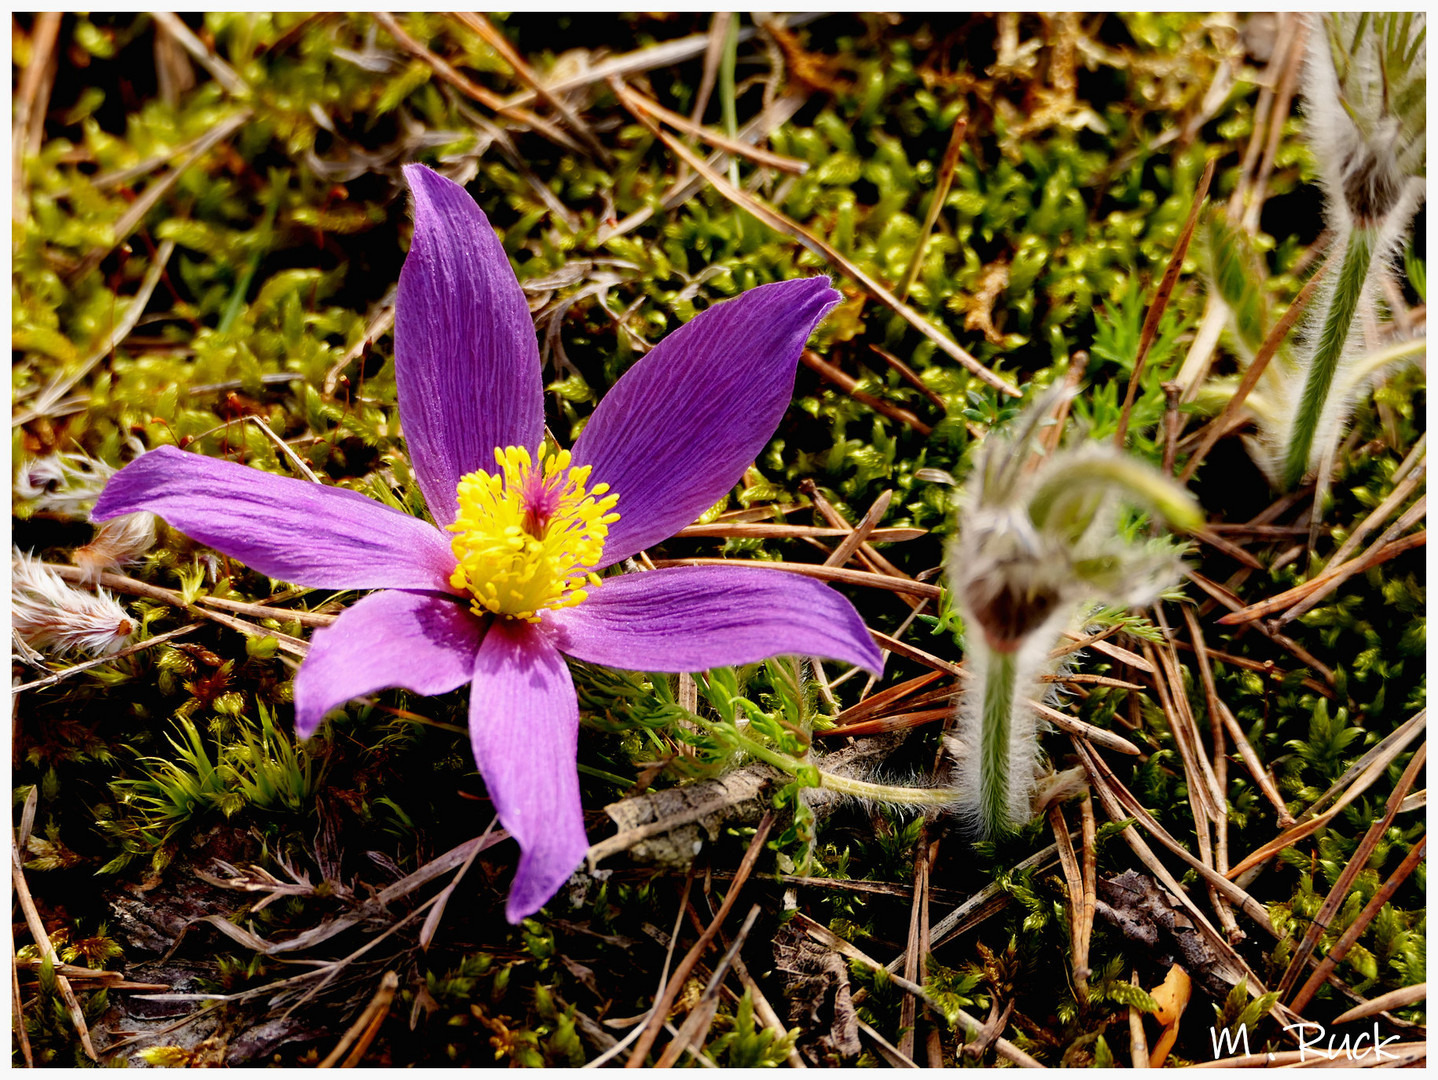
[675,523,922,542]
[625,812,774,1067]
[817,706,954,738]
[1114,157,1215,448]
[828,670,946,729]
[1178,249,1332,484]
[1181,605,1294,826]
[869,344,949,411]
[418,819,494,950]
[1074,740,1275,932]
[12,949,35,1067]
[12,11,62,225]
[1056,629,1153,673]
[653,903,762,1068]
[151,11,247,94]
[1325,455,1425,570]
[319,970,399,1068]
[13,622,200,693]
[1331,982,1427,1026]
[1227,714,1425,878]
[1127,969,1149,1068]
[824,490,893,569]
[16,239,176,425]
[68,107,249,284]
[897,834,929,1058]
[1142,637,1225,823]
[1078,797,1097,982]
[1075,741,1300,1029]
[615,84,807,174]
[1276,742,1427,1002]
[801,350,934,435]
[1048,805,1088,1002]
[609,80,1019,397]
[451,12,613,164]
[1221,507,1425,626]
[1294,710,1427,824]
[895,115,968,302]
[11,846,97,1060]
[796,911,1043,1068]
[652,559,942,600]
[373,11,583,156]
[1290,836,1427,1014]
[858,1020,921,1068]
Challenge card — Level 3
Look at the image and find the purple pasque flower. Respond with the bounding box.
[94,164,883,922]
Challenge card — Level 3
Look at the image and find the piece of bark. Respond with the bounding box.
[598,737,905,869]
[1094,870,1243,1003]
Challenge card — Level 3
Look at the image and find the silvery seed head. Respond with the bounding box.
[1304,12,1425,228]
[948,387,1200,652]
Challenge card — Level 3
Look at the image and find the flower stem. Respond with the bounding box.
[1282,225,1375,489]
[978,647,1019,836]
[701,718,955,807]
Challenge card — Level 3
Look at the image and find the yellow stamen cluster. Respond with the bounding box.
[448,446,619,622]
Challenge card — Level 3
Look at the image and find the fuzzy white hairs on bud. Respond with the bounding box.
[15,451,157,579]
[1251,12,1428,490]
[945,386,1197,837]
[12,548,135,657]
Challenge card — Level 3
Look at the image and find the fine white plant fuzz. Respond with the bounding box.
[15,452,115,511]
[12,548,136,657]
[1243,13,1427,489]
[73,512,158,582]
[15,450,157,578]
[945,387,1198,837]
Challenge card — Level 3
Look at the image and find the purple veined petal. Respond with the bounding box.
[571,277,841,567]
[544,564,884,674]
[397,164,545,525]
[469,619,588,923]
[293,589,485,738]
[92,446,460,593]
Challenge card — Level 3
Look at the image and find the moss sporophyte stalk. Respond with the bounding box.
[448,447,619,622]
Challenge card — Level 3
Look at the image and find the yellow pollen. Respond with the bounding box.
[447,446,620,622]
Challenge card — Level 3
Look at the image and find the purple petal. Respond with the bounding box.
[572,278,840,567]
[545,564,884,674]
[470,619,588,923]
[92,446,459,592]
[397,164,544,525]
[293,589,484,737]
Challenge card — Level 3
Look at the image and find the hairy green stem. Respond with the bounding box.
[979,648,1018,835]
[704,718,955,807]
[1282,225,1376,489]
